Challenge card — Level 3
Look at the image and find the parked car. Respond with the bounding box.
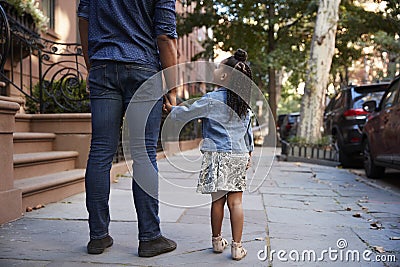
[324,82,390,167]
[279,112,300,140]
[362,75,400,178]
[276,114,286,131]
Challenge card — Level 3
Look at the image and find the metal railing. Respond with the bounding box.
[281,139,339,162]
[0,3,202,162]
[0,1,88,113]
[0,3,9,75]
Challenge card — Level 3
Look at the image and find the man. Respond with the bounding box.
[77,0,177,257]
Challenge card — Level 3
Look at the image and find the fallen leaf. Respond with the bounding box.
[295,162,301,167]
[389,237,400,240]
[26,207,33,212]
[352,213,362,218]
[370,222,383,230]
[255,237,264,241]
[362,207,369,212]
[33,204,44,210]
[345,207,352,211]
[373,246,385,253]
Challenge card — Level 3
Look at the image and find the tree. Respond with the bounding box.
[177,0,316,125]
[178,0,398,144]
[298,0,341,143]
[331,0,399,86]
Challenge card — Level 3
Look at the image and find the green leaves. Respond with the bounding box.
[177,0,399,107]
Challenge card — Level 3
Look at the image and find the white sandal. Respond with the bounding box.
[231,240,247,260]
[212,236,228,253]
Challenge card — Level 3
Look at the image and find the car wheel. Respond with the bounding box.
[363,139,384,178]
[333,135,352,167]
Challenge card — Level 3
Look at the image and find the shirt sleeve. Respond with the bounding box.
[170,95,210,122]
[245,111,254,152]
[153,0,178,38]
[77,0,90,20]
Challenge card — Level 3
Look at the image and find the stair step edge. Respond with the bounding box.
[14,151,79,164]
[13,132,56,141]
[15,169,86,194]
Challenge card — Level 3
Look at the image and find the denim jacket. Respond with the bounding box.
[170,88,254,153]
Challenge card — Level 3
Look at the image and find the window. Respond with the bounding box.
[381,79,400,110]
[42,0,55,30]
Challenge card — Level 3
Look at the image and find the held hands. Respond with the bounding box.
[246,152,252,170]
[163,95,173,113]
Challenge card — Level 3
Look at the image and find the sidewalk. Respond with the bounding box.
[0,147,399,266]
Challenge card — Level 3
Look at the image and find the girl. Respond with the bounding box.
[164,49,253,260]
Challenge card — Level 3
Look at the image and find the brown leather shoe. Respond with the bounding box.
[87,235,113,254]
[138,236,177,257]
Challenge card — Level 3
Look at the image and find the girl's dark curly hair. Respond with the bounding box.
[221,49,253,118]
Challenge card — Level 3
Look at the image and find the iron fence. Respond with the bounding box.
[281,140,339,162]
[0,2,88,113]
[0,3,201,163]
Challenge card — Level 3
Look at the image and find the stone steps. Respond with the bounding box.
[15,169,85,211]
[13,132,56,154]
[12,130,85,211]
[13,151,79,180]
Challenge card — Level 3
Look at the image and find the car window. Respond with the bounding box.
[288,115,299,124]
[352,91,386,109]
[380,78,400,110]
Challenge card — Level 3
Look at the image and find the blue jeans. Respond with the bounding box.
[85,60,163,241]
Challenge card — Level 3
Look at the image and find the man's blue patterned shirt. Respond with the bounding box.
[78,0,177,69]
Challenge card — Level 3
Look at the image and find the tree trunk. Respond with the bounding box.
[268,67,277,124]
[298,0,341,144]
[267,0,277,126]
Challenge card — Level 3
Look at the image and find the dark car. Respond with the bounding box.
[324,82,390,166]
[276,114,287,139]
[362,75,400,178]
[280,112,300,140]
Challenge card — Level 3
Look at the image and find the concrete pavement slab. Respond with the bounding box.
[1,147,399,266]
[263,194,342,212]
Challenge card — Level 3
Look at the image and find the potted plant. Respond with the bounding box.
[1,0,48,33]
[1,0,48,63]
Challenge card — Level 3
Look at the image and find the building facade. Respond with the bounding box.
[1,0,207,109]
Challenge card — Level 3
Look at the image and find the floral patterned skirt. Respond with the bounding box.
[197,151,249,194]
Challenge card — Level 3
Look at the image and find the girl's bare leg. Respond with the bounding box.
[227,192,244,242]
[211,192,227,237]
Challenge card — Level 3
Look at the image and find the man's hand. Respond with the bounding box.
[85,73,90,94]
[163,95,173,113]
[157,34,177,107]
[79,17,90,95]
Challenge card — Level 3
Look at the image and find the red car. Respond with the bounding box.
[362,75,400,178]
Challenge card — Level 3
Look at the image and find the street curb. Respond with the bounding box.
[277,154,340,167]
[348,169,400,197]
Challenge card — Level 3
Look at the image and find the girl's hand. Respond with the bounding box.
[246,152,252,170]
